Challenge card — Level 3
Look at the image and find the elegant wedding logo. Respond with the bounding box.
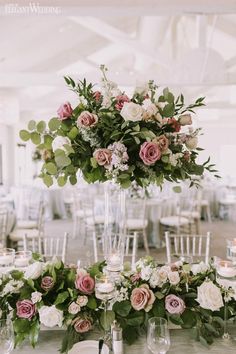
[2,2,61,15]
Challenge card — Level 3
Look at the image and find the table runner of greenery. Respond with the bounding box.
[0,256,235,353]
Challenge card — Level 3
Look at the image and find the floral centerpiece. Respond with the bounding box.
[19,66,218,188]
[1,257,236,352]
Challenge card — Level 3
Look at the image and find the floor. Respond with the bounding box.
[44,218,236,265]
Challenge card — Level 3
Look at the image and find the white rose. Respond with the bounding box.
[191,262,209,275]
[196,281,224,312]
[31,291,42,304]
[24,262,43,280]
[68,302,80,315]
[39,305,63,328]
[142,99,158,117]
[76,295,88,307]
[120,102,143,122]
[185,137,198,150]
[52,136,71,153]
[168,271,180,285]
[179,114,192,126]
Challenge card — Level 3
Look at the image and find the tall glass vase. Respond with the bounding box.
[103,181,126,268]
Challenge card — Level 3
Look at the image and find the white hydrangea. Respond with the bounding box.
[149,269,161,288]
[108,141,129,172]
[140,265,153,281]
[169,153,183,167]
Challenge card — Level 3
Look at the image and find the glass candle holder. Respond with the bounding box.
[216,260,236,278]
[0,249,15,267]
[95,274,116,301]
[14,251,32,268]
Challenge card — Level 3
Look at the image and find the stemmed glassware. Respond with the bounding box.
[147,317,170,354]
[95,274,116,343]
[0,318,14,354]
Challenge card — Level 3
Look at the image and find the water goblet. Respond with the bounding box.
[147,317,170,354]
[0,318,14,354]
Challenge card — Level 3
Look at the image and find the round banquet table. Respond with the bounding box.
[13,328,236,354]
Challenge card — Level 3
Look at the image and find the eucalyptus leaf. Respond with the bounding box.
[19,130,30,141]
[28,120,36,131]
[48,117,61,131]
[43,174,53,187]
[37,121,46,133]
[31,132,41,145]
[58,176,67,187]
[45,162,57,175]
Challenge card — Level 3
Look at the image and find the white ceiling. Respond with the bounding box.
[0,0,235,123]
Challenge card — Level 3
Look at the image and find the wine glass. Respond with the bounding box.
[147,317,170,354]
[0,318,14,354]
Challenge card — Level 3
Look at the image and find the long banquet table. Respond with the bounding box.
[13,328,236,353]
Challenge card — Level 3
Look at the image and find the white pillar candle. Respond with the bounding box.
[218,261,236,278]
[97,282,114,293]
[0,255,14,266]
[15,257,29,268]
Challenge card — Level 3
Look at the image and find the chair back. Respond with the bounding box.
[0,209,8,247]
[24,232,68,263]
[165,231,211,263]
[93,232,138,269]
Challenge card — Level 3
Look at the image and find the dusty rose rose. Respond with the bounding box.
[41,276,54,291]
[115,94,130,110]
[93,148,112,168]
[57,102,73,120]
[93,91,102,102]
[130,284,155,312]
[155,135,169,152]
[16,299,36,319]
[139,142,161,166]
[165,294,185,315]
[73,317,92,333]
[168,118,181,132]
[77,111,98,128]
[75,274,95,295]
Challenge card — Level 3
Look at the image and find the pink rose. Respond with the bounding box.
[168,118,181,132]
[73,317,92,333]
[139,142,161,166]
[156,135,169,152]
[165,294,185,315]
[93,148,112,168]
[57,102,73,120]
[41,276,54,291]
[75,274,95,295]
[93,91,102,102]
[115,94,130,111]
[77,111,98,128]
[130,284,155,312]
[16,299,36,320]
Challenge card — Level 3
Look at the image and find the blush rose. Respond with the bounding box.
[73,317,92,333]
[139,142,161,166]
[93,148,112,168]
[77,111,98,128]
[130,284,155,312]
